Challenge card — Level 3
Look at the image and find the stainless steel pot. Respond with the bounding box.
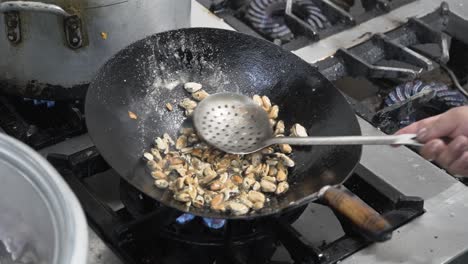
[0,0,191,99]
[0,132,87,264]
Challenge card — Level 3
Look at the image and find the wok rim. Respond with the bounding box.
[85,27,363,220]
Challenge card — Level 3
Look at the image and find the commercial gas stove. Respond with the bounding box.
[2,0,468,263]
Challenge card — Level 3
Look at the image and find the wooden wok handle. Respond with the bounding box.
[319,186,392,242]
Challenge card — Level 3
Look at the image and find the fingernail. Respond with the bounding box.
[417,128,428,142]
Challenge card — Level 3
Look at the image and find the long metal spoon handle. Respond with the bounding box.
[266,134,422,146]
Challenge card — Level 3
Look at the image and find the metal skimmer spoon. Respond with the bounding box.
[193,93,422,154]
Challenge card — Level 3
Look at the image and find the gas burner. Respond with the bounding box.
[159,207,306,245]
[330,0,386,12]
[313,4,468,181]
[46,145,424,264]
[120,179,228,230]
[385,80,467,128]
[316,5,468,136]
[330,0,354,10]
[210,0,249,10]
[119,178,305,239]
[176,213,226,229]
[0,96,85,149]
[197,0,415,50]
[245,0,329,42]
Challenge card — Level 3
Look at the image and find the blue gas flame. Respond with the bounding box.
[202,218,226,229]
[175,213,226,229]
[176,213,196,224]
[23,98,56,108]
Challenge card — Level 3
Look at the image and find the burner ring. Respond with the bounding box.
[385,80,467,127]
[120,178,307,246]
[245,0,329,42]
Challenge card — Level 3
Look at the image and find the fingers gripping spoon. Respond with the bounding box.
[193,93,422,155]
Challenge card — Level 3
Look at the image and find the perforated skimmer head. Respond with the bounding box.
[193,93,273,154]
[193,93,423,154]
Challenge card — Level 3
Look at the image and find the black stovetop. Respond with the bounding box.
[0,96,85,149]
[196,0,416,51]
[0,82,426,264]
[45,145,423,264]
[10,4,468,263]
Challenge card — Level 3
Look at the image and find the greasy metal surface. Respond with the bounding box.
[85,28,362,220]
[37,134,122,264]
[39,134,94,157]
[0,1,72,17]
[445,9,468,45]
[0,0,191,99]
[342,181,468,264]
[358,117,459,200]
[315,10,453,84]
[50,119,467,264]
[291,0,468,259]
[293,0,468,63]
[267,134,422,146]
[337,48,421,80]
[343,117,468,263]
[64,119,467,264]
[199,0,415,51]
[407,18,450,64]
[190,0,234,30]
[86,228,121,264]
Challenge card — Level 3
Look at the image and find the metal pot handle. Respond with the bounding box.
[0,1,72,17]
[0,1,83,49]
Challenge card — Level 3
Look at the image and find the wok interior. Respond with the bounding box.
[85,28,362,219]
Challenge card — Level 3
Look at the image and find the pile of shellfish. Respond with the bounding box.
[142,82,307,216]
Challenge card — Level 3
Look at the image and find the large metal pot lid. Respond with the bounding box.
[0,133,87,264]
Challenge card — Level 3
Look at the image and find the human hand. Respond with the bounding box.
[395,106,468,176]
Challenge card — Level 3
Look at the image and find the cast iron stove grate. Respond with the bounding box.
[47,146,424,264]
[313,3,468,184]
[0,96,85,149]
[316,3,468,136]
[196,0,415,51]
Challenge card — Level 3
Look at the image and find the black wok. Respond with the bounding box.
[85,28,392,241]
